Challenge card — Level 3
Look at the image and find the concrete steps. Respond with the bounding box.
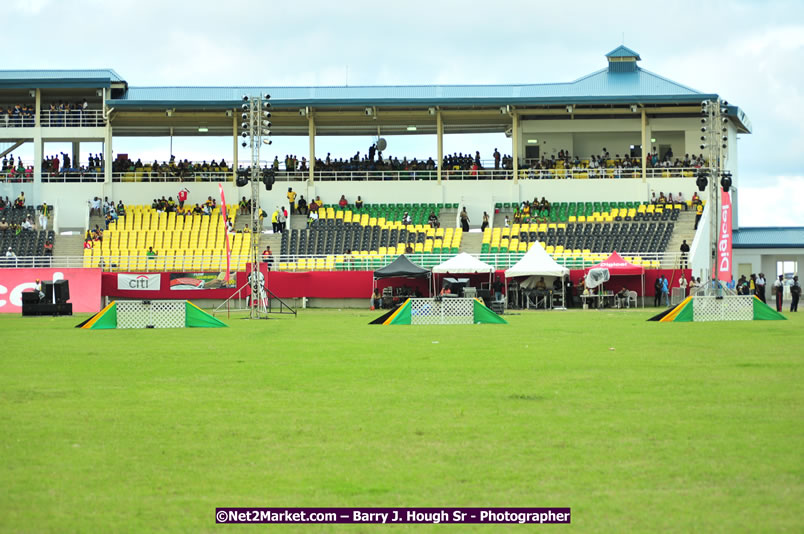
[663,210,697,268]
[459,232,484,254]
[54,234,85,260]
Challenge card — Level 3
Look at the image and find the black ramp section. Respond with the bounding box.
[369,308,396,325]
[647,305,677,322]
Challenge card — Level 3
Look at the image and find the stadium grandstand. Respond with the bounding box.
[0,45,765,304]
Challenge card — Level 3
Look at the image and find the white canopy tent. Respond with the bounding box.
[431,253,495,295]
[505,244,570,309]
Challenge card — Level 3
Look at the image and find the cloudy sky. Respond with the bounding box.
[8,0,803,227]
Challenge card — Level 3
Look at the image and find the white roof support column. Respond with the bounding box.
[35,89,41,127]
[308,112,315,184]
[641,108,647,183]
[512,112,520,182]
[436,110,443,183]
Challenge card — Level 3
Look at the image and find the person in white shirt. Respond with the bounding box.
[677,191,686,211]
[90,196,101,216]
[504,216,510,228]
[756,273,767,303]
[21,217,34,231]
[679,274,688,297]
[6,247,17,267]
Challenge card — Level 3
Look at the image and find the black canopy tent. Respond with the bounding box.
[373,255,432,297]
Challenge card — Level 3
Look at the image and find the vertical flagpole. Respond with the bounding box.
[218,183,232,285]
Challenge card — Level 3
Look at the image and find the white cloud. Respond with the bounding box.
[738,176,804,227]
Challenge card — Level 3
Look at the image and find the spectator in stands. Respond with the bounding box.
[694,201,703,230]
[680,240,690,268]
[726,277,736,291]
[658,192,667,204]
[402,212,411,225]
[116,200,126,216]
[297,195,308,215]
[43,240,53,256]
[0,218,7,231]
[790,276,800,312]
[481,212,489,231]
[262,246,274,270]
[493,148,501,170]
[38,203,50,230]
[6,247,17,266]
[146,246,157,258]
[239,196,250,215]
[504,215,510,228]
[278,208,286,233]
[354,196,363,210]
[679,274,688,297]
[287,188,297,214]
[460,207,470,232]
[271,210,280,233]
[692,192,700,204]
[83,238,93,249]
[429,212,440,229]
[773,275,784,312]
[338,195,348,210]
[21,216,34,231]
[15,192,25,209]
[677,191,687,210]
[178,188,189,209]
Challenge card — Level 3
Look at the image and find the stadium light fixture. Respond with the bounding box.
[720,171,732,192]
[198,127,208,133]
[406,126,417,131]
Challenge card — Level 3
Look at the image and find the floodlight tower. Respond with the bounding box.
[238,94,274,319]
[697,98,731,293]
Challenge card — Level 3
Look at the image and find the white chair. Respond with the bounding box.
[627,291,638,308]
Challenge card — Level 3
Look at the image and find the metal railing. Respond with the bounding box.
[5,251,686,272]
[3,164,706,184]
[0,109,105,128]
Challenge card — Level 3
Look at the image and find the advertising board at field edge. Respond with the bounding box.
[0,268,102,313]
[117,273,161,291]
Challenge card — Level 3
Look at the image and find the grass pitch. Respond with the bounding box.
[1,307,802,532]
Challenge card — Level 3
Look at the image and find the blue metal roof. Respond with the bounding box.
[606,46,641,60]
[108,66,714,109]
[732,227,804,248]
[0,69,125,89]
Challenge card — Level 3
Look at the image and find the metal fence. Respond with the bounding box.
[0,109,105,128]
[4,251,685,271]
[26,166,704,184]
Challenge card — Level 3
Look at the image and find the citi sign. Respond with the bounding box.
[130,275,153,289]
[118,274,160,291]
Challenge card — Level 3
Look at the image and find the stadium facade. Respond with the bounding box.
[4,46,794,282]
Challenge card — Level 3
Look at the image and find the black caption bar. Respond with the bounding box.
[216,507,570,524]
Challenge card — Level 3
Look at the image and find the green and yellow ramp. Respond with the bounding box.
[372,298,507,325]
[76,300,227,329]
[649,296,786,322]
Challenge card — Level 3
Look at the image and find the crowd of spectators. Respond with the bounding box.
[1,100,97,128]
[113,155,231,180]
[525,148,708,178]
[511,197,552,224]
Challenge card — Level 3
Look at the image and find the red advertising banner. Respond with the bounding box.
[0,268,102,313]
[717,190,733,282]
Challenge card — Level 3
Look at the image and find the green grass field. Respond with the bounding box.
[1,307,802,532]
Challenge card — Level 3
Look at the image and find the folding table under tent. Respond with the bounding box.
[584,251,645,307]
[431,253,495,296]
[504,243,570,309]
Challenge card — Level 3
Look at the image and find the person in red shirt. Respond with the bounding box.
[338,195,348,210]
[177,188,189,209]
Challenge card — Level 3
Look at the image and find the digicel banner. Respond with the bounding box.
[0,268,102,313]
[717,190,733,282]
